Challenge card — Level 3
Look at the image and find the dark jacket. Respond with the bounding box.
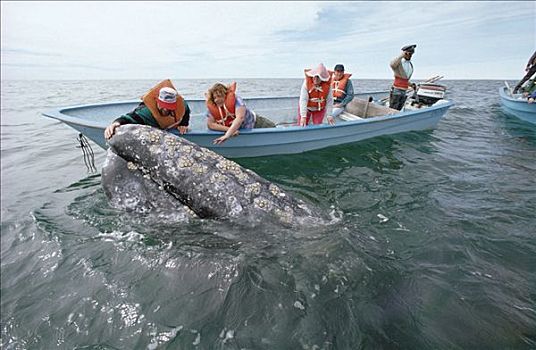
[114,102,190,128]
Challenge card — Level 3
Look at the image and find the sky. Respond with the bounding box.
[1,1,535,80]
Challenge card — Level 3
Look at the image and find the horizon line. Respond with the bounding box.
[0,78,523,82]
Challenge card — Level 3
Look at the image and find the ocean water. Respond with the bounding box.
[1,79,535,349]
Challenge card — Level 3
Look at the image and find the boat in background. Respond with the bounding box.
[499,83,536,125]
[42,91,453,158]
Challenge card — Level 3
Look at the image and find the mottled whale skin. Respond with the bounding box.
[104,124,322,225]
[102,149,196,221]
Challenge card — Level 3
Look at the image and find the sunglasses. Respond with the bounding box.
[159,107,175,116]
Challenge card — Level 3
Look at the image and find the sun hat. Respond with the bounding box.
[157,87,178,110]
[306,63,330,82]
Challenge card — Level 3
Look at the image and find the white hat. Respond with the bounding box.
[157,87,178,109]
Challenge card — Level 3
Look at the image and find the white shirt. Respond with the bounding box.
[401,59,414,79]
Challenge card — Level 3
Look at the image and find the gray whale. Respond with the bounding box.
[103,124,323,226]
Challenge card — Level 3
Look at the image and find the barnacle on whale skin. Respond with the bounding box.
[254,197,273,211]
[178,157,194,168]
[245,183,262,198]
[192,164,208,174]
[127,162,139,171]
[148,131,161,143]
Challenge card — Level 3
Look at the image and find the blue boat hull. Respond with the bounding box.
[499,87,536,124]
[43,92,453,158]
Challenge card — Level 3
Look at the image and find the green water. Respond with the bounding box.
[1,80,535,349]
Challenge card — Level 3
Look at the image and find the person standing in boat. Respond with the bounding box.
[389,44,417,110]
[104,79,190,140]
[330,64,354,118]
[513,51,536,94]
[205,82,276,144]
[298,63,335,126]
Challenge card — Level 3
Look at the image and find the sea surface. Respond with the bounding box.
[1,79,535,349]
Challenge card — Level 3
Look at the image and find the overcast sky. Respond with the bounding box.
[1,1,534,80]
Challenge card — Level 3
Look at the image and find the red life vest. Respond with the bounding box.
[304,70,331,111]
[141,79,186,129]
[330,72,352,99]
[206,82,237,127]
[393,76,410,90]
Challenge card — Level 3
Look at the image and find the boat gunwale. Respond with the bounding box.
[498,86,534,105]
[499,86,518,102]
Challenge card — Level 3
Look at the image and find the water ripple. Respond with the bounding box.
[2,79,535,349]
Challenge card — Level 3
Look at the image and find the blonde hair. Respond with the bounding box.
[205,83,228,105]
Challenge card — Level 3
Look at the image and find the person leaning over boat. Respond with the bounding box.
[330,64,354,118]
[104,79,190,140]
[513,51,536,94]
[518,75,536,96]
[298,63,335,126]
[205,82,276,144]
[389,44,417,110]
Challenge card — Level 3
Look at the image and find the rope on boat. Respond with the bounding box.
[76,133,97,173]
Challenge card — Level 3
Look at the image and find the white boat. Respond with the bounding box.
[42,91,453,158]
[499,85,536,125]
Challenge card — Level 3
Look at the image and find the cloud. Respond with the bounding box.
[2,62,122,71]
[1,1,534,80]
[2,48,61,57]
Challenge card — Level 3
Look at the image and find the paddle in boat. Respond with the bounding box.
[43,89,453,158]
[499,82,536,125]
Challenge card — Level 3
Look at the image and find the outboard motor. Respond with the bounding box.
[415,83,447,106]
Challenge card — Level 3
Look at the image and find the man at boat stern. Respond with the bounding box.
[104,79,191,140]
[389,44,416,110]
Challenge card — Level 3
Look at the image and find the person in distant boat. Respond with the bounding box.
[389,44,417,110]
[298,63,335,126]
[104,79,190,140]
[519,75,536,96]
[513,51,536,94]
[330,64,354,118]
[527,90,536,104]
[205,82,276,144]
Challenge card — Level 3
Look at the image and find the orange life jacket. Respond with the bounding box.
[330,72,352,99]
[304,70,331,111]
[393,76,410,90]
[141,79,186,129]
[206,82,237,127]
